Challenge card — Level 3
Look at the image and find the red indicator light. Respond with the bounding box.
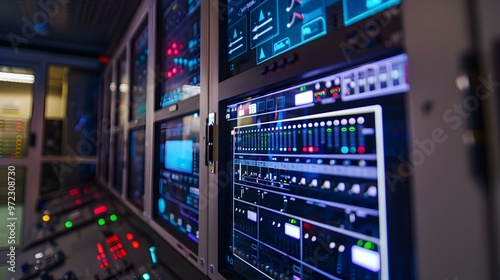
[132,241,140,249]
[358,146,366,154]
[93,205,108,215]
[303,223,311,230]
[167,71,172,78]
[75,199,82,206]
[174,49,179,55]
[100,264,104,269]
[104,261,109,266]
[314,147,320,152]
[172,42,177,49]
[118,243,123,248]
[68,188,80,197]
[113,255,118,260]
[333,93,339,98]
[97,255,101,260]
[98,55,110,64]
[172,67,177,74]
[167,49,172,56]
[308,147,314,153]
[122,250,127,256]
[126,233,134,241]
[302,147,307,152]
[97,243,104,254]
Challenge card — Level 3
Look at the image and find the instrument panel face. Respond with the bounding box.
[219,54,413,280]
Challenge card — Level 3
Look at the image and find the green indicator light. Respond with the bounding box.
[349,127,356,132]
[65,221,73,229]
[350,147,357,153]
[357,240,364,247]
[341,127,347,132]
[110,214,118,222]
[142,272,151,280]
[98,218,106,226]
[300,86,307,92]
[327,128,333,133]
[308,130,313,134]
[364,242,373,250]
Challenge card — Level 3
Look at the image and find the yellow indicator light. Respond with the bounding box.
[42,214,51,222]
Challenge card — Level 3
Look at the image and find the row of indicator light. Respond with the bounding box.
[41,204,110,228]
[237,117,366,133]
[97,214,118,226]
[96,242,109,269]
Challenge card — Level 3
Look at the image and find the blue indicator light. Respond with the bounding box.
[149,246,158,264]
[341,146,349,154]
[142,272,151,280]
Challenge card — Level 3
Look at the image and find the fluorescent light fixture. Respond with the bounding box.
[0,72,35,84]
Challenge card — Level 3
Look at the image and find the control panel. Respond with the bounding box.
[220,54,412,279]
[8,185,178,280]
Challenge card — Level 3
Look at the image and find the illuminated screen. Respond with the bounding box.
[154,113,200,253]
[220,0,402,80]
[128,128,145,209]
[158,0,201,108]
[219,55,413,279]
[343,0,401,26]
[165,140,194,173]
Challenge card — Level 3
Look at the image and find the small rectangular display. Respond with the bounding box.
[343,0,401,26]
[154,112,200,253]
[128,128,146,209]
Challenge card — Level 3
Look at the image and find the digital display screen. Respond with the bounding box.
[154,113,200,253]
[158,0,201,108]
[128,128,146,209]
[220,0,402,80]
[343,0,401,26]
[130,22,148,121]
[219,55,413,279]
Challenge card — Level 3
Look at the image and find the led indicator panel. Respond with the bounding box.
[220,55,413,279]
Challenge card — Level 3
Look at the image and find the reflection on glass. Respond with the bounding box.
[113,132,124,193]
[128,128,145,209]
[0,66,33,158]
[44,65,99,156]
[131,23,148,121]
[115,53,127,127]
